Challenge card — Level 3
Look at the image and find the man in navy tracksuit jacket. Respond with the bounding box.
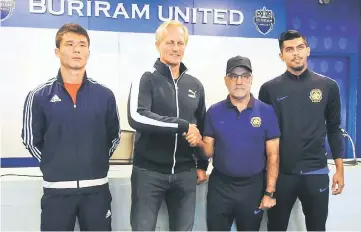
[258,30,345,231]
[21,24,120,231]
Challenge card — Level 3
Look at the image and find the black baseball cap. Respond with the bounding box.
[226,56,252,74]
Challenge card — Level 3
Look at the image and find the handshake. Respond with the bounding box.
[182,124,202,147]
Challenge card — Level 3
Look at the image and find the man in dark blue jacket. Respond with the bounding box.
[259,30,345,231]
[21,23,120,231]
[127,20,208,231]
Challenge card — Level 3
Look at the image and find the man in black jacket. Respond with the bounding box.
[127,20,208,231]
[259,30,345,231]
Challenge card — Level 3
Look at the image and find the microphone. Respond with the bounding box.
[340,128,358,165]
[340,128,348,136]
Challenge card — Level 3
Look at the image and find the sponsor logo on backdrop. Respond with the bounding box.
[253,6,275,35]
[0,0,15,22]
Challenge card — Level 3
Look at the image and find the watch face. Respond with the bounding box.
[265,191,276,198]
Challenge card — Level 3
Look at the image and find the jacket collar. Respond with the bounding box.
[153,58,188,79]
[285,68,311,81]
[225,94,255,109]
[56,69,88,86]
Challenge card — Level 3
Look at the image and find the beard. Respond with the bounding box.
[290,64,305,72]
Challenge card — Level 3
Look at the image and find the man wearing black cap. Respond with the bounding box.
[187,56,281,231]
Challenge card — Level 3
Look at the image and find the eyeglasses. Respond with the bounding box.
[227,73,252,81]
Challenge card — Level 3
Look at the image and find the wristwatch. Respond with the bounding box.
[264,191,276,199]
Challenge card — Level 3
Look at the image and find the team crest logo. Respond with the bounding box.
[253,6,275,35]
[250,117,262,127]
[309,89,322,103]
[0,0,15,22]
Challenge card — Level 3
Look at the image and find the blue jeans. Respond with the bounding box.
[130,166,197,231]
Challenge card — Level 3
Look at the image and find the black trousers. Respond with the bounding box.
[41,185,112,231]
[130,166,197,231]
[206,169,265,231]
[267,173,329,231]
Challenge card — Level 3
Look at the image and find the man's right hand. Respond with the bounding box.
[184,124,202,147]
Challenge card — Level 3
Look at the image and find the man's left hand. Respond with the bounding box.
[259,195,276,209]
[196,169,208,185]
[332,171,345,195]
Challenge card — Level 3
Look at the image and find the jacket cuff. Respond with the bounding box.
[178,119,189,135]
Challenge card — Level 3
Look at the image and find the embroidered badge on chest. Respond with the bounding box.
[309,89,322,103]
[250,117,262,127]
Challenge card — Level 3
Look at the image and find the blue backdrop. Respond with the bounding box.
[0,0,286,38]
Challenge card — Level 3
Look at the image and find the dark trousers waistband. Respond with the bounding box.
[211,168,265,184]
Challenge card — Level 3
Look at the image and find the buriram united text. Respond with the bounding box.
[29,0,244,25]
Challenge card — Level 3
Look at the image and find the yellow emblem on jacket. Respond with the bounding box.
[310,89,322,103]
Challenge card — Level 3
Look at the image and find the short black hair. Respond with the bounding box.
[278,30,307,51]
[55,23,90,48]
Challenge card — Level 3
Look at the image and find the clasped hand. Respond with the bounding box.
[183,124,202,147]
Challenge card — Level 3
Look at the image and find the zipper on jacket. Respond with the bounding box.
[74,93,78,188]
[73,84,86,188]
[169,66,186,174]
[61,83,84,187]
